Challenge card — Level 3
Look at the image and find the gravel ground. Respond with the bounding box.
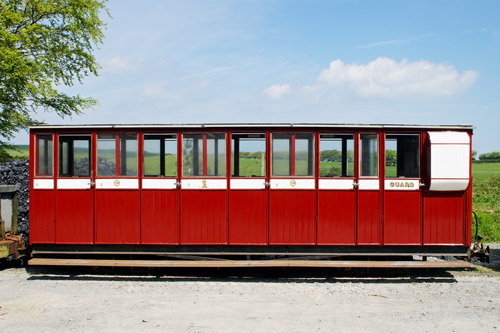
[0,264,499,333]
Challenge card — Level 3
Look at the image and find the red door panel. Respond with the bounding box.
[357,191,380,245]
[269,191,315,245]
[384,191,421,245]
[55,190,93,244]
[141,190,179,244]
[423,191,466,245]
[181,190,227,244]
[95,191,140,244]
[318,190,355,245]
[229,190,267,245]
[30,190,55,244]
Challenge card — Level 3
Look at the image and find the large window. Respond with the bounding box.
[272,133,314,176]
[319,133,354,177]
[232,133,266,177]
[143,134,177,177]
[35,134,53,176]
[97,134,138,176]
[360,133,378,177]
[183,133,226,177]
[385,134,420,178]
[59,135,91,177]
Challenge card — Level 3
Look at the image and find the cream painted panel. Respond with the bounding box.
[431,145,470,179]
[384,179,419,190]
[429,179,469,191]
[428,131,470,144]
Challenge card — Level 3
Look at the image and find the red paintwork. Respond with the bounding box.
[423,191,466,245]
[180,190,227,244]
[384,191,421,245]
[30,190,55,243]
[229,190,267,245]
[269,190,315,244]
[56,190,94,244]
[317,190,355,245]
[95,191,140,244]
[141,190,179,244]
[357,191,380,245]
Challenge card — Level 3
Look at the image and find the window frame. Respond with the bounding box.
[384,133,421,179]
[35,134,54,177]
[58,134,92,178]
[271,132,315,177]
[96,133,139,177]
[182,132,227,178]
[319,132,355,178]
[231,132,267,178]
[143,133,178,178]
[359,132,379,178]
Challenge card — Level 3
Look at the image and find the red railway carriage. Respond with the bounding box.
[28,124,475,268]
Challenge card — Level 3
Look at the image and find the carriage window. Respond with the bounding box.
[35,134,53,176]
[232,133,266,177]
[143,134,177,177]
[272,133,314,176]
[385,134,420,178]
[360,133,378,177]
[59,135,91,177]
[97,134,138,176]
[320,134,354,177]
[183,133,226,177]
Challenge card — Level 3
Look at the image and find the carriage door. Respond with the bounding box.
[95,133,140,244]
[180,132,227,244]
[141,134,179,244]
[317,133,356,244]
[357,133,382,245]
[229,133,267,244]
[55,135,93,244]
[383,133,422,245]
[30,134,56,243]
[269,132,315,245]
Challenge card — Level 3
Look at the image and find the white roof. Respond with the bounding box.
[29,123,475,130]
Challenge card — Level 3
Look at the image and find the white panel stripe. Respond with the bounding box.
[230,179,266,189]
[142,179,177,189]
[384,179,419,191]
[34,179,54,189]
[270,179,315,190]
[96,179,139,189]
[358,179,379,190]
[319,179,354,190]
[181,179,227,189]
[57,179,91,189]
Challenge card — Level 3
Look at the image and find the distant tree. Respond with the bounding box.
[385,149,396,166]
[479,152,500,160]
[0,0,109,161]
[472,150,478,160]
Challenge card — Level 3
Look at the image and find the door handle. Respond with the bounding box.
[419,183,425,187]
[264,182,271,187]
[352,182,359,187]
[174,181,182,188]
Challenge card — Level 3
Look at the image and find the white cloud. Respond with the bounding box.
[313,57,479,98]
[141,81,182,100]
[263,84,292,100]
[101,56,141,73]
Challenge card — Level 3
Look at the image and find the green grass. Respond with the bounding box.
[472,162,500,179]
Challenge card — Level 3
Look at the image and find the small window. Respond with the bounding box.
[360,133,378,177]
[59,135,91,177]
[232,133,266,177]
[385,134,420,178]
[143,134,177,177]
[320,133,354,177]
[36,134,53,176]
[183,133,226,177]
[272,133,314,177]
[97,134,138,176]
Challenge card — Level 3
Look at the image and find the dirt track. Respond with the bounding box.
[0,264,499,333]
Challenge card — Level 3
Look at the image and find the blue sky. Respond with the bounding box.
[16,0,500,153]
